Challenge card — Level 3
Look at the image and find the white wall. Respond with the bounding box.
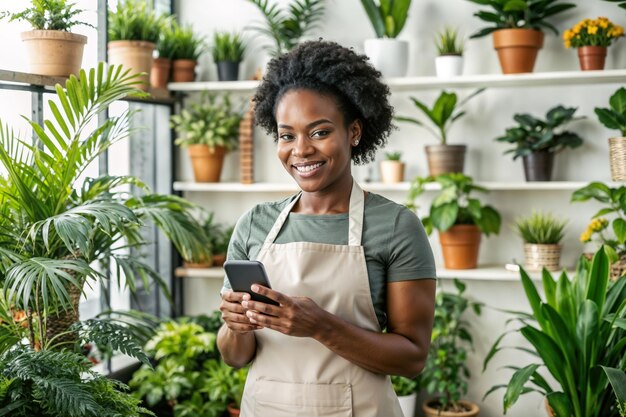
[175,1,625,416]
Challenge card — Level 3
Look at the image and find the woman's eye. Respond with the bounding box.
[312,130,330,138]
[279,134,294,141]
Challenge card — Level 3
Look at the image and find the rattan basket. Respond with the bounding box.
[524,243,561,271]
[609,137,626,181]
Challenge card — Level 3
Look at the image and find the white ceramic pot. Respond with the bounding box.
[397,392,417,417]
[435,55,464,78]
[364,38,409,78]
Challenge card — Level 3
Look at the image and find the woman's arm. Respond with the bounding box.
[217,291,259,368]
[243,279,436,378]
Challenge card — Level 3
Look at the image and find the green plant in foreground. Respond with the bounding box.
[108,0,167,43]
[396,89,484,145]
[466,0,577,38]
[1,0,92,31]
[595,87,626,137]
[212,31,246,63]
[407,173,501,236]
[385,151,402,161]
[484,248,626,417]
[360,0,411,38]
[514,211,567,244]
[391,375,417,397]
[171,22,205,61]
[436,27,464,55]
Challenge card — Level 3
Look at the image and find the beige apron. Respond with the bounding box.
[240,180,403,417]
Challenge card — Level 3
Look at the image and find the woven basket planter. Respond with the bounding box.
[583,251,626,281]
[609,137,626,181]
[524,243,561,271]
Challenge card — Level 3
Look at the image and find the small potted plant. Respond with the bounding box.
[2,0,90,77]
[514,211,567,271]
[380,151,405,183]
[495,105,584,181]
[205,361,249,417]
[212,225,234,267]
[467,0,576,73]
[407,173,501,269]
[212,31,246,82]
[396,89,484,175]
[435,27,464,78]
[563,17,624,71]
[171,22,205,82]
[391,376,417,417]
[171,93,242,182]
[360,0,412,78]
[421,279,481,417]
[595,87,626,181]
[151,18,177,89]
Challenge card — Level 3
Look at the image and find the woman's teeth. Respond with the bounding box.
[295,162,323,172]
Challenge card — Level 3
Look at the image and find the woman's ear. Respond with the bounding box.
[350,119,363,146]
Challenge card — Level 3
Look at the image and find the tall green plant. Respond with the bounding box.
[211,31,246,63]
[1,0,92,31]
[156,18,178,60]
[171,23,205,61]
[595,87,626,137]
[108,0,166,43]
[360,0,411,38]
[247,0,325,57]
[483,249,626,417]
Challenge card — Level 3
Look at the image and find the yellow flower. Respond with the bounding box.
[573,24,582,34]
[563,29,573,41]
[588,26,598,35]
[599,20,609,29]
[564,40,571,48]
[589,217,609,232]
[580,229,592,243]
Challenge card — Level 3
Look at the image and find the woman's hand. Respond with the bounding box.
[220,290,262,334]
[242,284,328,338]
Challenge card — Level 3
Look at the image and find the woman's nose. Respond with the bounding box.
[292,135,314,157]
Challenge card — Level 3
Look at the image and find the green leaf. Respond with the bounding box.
[476,206,501,236]
[571,182,611,203]
[609,87,626,115]
[520,326,567,387]
[542,269,557,308]
[546,392,574,417]
[360,0,385,37]
[601,366,626,403]
[586,248,609,313]
[613,218,626,244]
[503,364,540,412]
[430,202,458,231]
[390,0,411,37]
[594,107,626,133]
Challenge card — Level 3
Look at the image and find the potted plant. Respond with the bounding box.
[212,31,246,82]
[514,211,567,271]
[1,0,90,77]
[573,181,626,280]
[380,151,405,183]
[391,376,417,417]
[595,87,626,181]
[151,17,177,89]
[407,173,501,269]
[212,225,234,267]
[495,105,584,181]
[205,360,249,417]
[421,279,481,417]
[483,248,626,417]
[563,17,624,71]
[467,0,576,74]
[247,0,325,58]
[435,27,464,78]
[108,0,167,90]
[171,93,242,182]
[171,22,205,82]
[360,0,412,78]
[396,88,484,175]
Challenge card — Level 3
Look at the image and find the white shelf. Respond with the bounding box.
[175,266,224,279]
[173,181,605,193]
[168,70,626,93]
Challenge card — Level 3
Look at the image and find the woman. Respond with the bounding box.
[217,40,436,417]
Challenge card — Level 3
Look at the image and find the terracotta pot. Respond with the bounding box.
[577,46,607,71]
[227,403,240,417]
[425,144,466,176]
[212,253,227,267]
[172,59,197,82]
[183,256,213,268]
[380,160,405,183]
[523,243,561,271]
[609,137,626,181]
[187,144,226,182]
[107,40,155,90]
[21,30,87,77]
[150,57,171,89]
[423,398,480,417]
[522,151,554,181]
[439,225,481,269]
[492,28,544,74]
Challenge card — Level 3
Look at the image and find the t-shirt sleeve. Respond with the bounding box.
[386,208,436,281]
[221,208,253,293]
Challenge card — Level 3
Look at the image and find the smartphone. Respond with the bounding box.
[223,260,279,306]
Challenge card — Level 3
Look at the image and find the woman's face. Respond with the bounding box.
[275,89,361,194]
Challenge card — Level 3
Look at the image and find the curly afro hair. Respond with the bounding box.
[252,40,395,165]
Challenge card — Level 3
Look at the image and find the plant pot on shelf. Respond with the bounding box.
[172,59,197,82]
[380,160,405,183]
[425,144,466,176]
[609,137,626,181]
[577,46,607,71]
[435,55,464,78]
[492,28,544,74]
[212,253,227,267]
[150,57,171,89]
[363,38,409,78]
[422,398,480,417]
[188,144,226,182]
[523,243,561,271]
[217,61,240,81]
[183,256,213,268]
[439,225,481,270]
[522,151,554,181]
[21,30,87,77]
[227,403,240,417]
[107,40,155,90]
[397,392,417,417]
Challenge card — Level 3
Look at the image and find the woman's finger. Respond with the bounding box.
[251,285,291,306]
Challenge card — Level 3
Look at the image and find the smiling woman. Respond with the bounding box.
[216,40,437,417]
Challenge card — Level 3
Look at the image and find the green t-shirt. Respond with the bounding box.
[223,192,436,328]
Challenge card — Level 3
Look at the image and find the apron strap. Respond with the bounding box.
[263,179,365,246]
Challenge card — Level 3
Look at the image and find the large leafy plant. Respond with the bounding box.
[483,249,626,417]
[407,173,501,236]
[1,0,92,31]
[467,0,576,38]
[360,0,411,38]
[595,87,626,137]
[495,105,584,160]
[247,0,325,57]
[396,89,484,145]
[108,0,167,43]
